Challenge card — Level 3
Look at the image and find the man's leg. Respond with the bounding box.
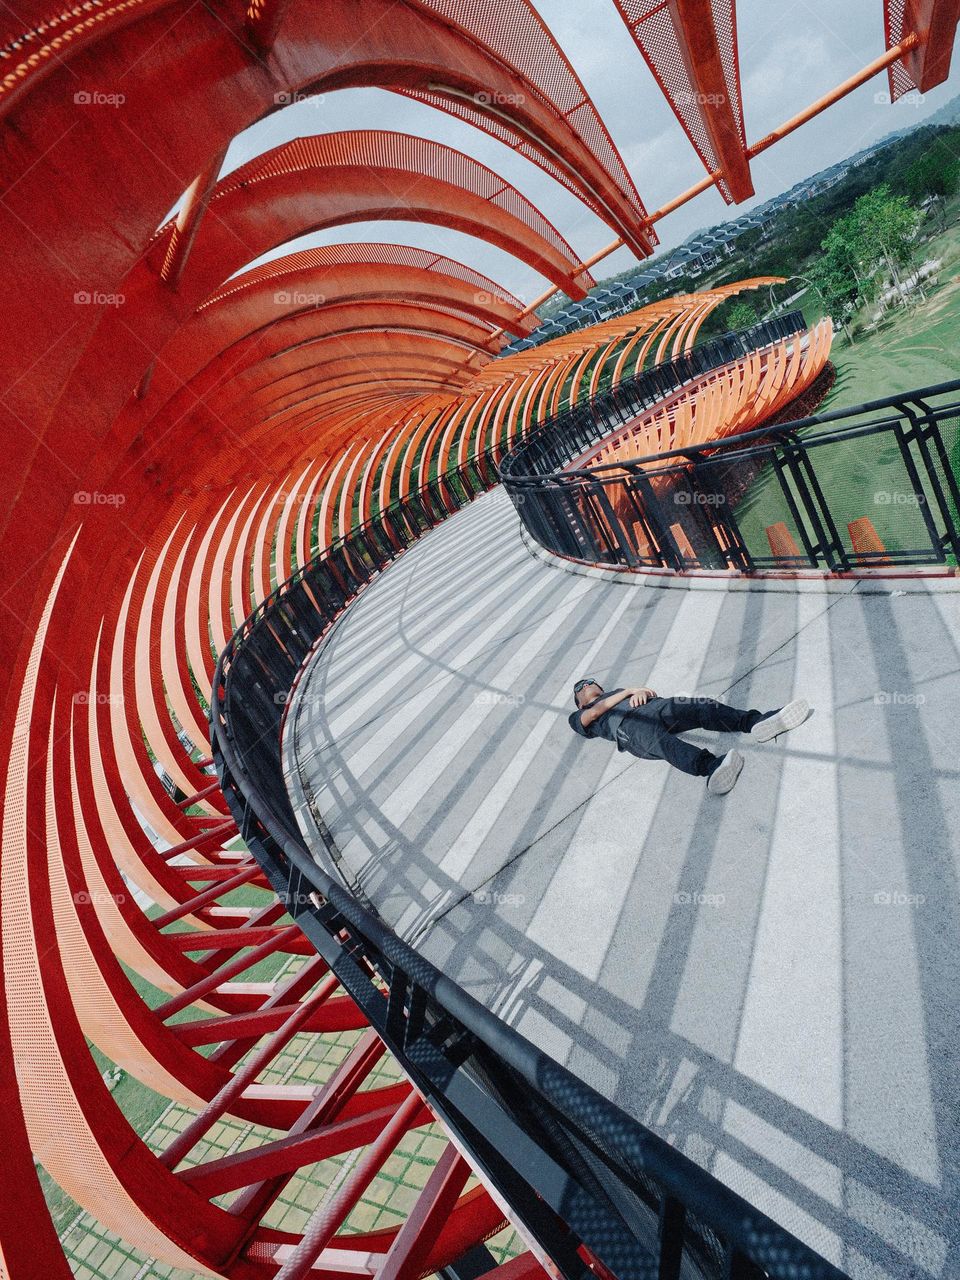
[656,695,763,736]
[633,727,719,778]
[656,694,811,745]
[624,716,744,793]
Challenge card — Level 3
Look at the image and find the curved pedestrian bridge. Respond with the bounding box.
[283,486,960,1279]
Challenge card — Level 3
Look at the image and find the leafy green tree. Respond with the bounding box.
[807,186,920,325]
[736,227,763,254]
[903,137,960,204]
[849,185,920,301]
[806,254,857,343]
[726,301,758,332]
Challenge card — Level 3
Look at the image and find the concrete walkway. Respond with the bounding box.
[283,487,960,1280]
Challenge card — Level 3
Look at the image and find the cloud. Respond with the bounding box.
[210,0,960,302]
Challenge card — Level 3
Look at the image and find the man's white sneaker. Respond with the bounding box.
[707,749,744,795]
[750,698,811,744]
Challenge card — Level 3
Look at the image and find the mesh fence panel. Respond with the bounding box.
[696,448,812,568]
[917,411,960,563]
[799,429,938,563]
[645,470,727,570]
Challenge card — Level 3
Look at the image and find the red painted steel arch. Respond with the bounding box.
[159,131,595,300]
[0,2,955,1275]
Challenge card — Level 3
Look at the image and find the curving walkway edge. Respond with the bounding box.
[283,487,960,1280]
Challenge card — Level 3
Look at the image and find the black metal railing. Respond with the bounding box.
[500,365,960,575]
[499,311,808,484]
[211,446,849,1280]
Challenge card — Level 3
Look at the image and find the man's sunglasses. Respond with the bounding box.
[573,677,600,695]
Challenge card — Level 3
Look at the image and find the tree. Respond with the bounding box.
[806,254,857,343]
[820,213,871,310]
[809,186,921,322]
[849,185,921,304]
[903,137,960,204]
[726,300,758,332]
[736,227,763,254]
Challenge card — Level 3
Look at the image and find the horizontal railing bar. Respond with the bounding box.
[209,423,855,1278]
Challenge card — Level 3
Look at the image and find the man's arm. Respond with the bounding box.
[579,686,656,729]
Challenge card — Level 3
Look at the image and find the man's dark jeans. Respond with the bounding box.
[617,695,762,777]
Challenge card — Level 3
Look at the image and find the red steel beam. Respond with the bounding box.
[886,0,960,98]
[272,1090,427,1280]
[613,0,753,202]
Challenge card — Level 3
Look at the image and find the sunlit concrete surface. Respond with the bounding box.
[283,487,960,1279]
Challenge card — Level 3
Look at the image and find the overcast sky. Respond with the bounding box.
[219,0,960,304]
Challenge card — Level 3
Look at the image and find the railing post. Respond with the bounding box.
[896,398,960,562]
[210,432,859,1280]
[591,482,641,568]
[627,471,685,570]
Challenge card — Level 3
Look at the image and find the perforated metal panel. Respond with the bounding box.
[201,242,525,313]
[613,0,747,202]
[207,131,594,295]
[399,0,655,246]
[884,0,921,99]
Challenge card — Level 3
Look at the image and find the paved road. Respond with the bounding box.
[284,487,960,1279]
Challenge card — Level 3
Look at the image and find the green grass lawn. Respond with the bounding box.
[824,283,960,412]
[728,211,960,565]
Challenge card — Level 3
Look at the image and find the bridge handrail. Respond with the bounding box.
[211,439,850,1280]
[499,360,960,574]
[498,311,809,483]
